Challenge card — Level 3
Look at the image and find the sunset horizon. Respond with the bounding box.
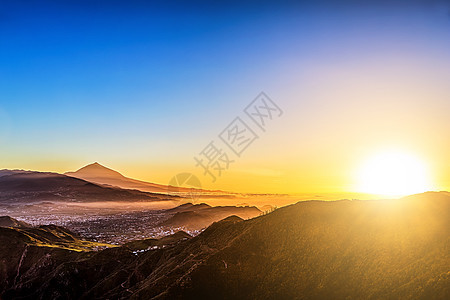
[3,160,446,200]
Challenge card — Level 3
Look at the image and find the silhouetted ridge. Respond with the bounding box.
[220,215,243,223]
[66,162,126,179]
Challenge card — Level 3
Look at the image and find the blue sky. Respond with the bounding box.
[1,1,449,193]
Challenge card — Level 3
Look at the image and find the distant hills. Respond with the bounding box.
[65,162,238,198]
[0,191,448,299]
[0,163,254,206]
[0,171,171,204]
[160,203,262,231]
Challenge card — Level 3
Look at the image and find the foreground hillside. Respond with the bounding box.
[0,192,449,299]
[175,193,449,299]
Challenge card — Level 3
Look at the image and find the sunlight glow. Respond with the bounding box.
[355,150,433,198]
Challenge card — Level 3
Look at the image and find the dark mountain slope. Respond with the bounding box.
[0,170,34,178]
[0,216,31,228]
[0,223,115,296]
[169,195,449,300]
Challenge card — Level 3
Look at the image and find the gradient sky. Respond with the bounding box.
[1,0,449,194]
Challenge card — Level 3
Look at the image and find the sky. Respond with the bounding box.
[0,0,449,195]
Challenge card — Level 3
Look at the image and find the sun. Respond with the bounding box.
[355,150,433,198]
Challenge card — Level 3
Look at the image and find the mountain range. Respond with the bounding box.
[0,171,171,204]
[65,162,224,195]
[0,163,257,208]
